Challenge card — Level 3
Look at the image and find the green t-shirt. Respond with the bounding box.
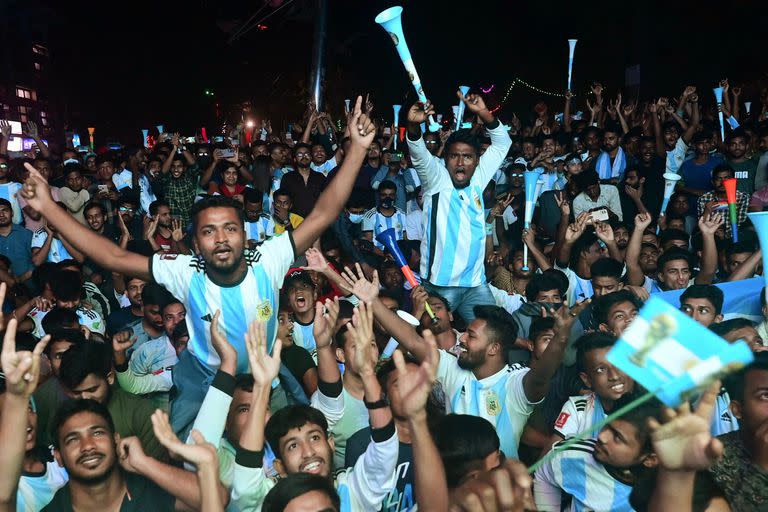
[330,388,369,469]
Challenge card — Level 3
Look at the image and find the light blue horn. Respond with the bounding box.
[747,211,768,304]
[455,85,470,130]
[375,6,441,132]
[521,169,544,270]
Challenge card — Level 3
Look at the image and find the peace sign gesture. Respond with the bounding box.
[1,318,50,397]
[347,96,376,150]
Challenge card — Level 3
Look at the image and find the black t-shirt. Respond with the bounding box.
[281,343,316,386]
[42,472,175,511]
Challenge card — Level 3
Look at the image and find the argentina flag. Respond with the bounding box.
[652,276,764,322]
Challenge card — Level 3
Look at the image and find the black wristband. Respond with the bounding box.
[364,398,389,410]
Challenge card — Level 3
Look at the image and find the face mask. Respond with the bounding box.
[348,212,364,224]
[380,198,394,209]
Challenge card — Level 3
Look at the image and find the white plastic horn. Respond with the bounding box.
[375,6,441,132]
[713,87,725,141]
[745,101,752,115]
[567,39,578,91]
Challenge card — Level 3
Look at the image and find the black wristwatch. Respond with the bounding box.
[363,398,389,410]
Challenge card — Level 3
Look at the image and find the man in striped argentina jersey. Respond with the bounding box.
[0,155,23,224]
[535,397,661,512]
[406,91,512,322]
[243,188,274,246]
[17,97,377,437]
[362,179,407,251]
[550,333,635,448]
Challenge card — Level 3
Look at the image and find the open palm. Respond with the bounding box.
[244,319,282,387]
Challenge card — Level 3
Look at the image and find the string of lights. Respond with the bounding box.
[499,78,574,105]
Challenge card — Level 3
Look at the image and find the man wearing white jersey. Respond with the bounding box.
[17,97,376,437]
[344,266,587,459]
[406,91,512,322]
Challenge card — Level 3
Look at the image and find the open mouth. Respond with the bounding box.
[300,459,324,474]
[294,294,307,308]
[455,169,466,181]
[213,247,232,260]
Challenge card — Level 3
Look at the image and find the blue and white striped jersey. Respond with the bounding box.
[534,438,634,512]
[361,207,407,250]
[554,392,607,439]
[31,230,72,263]
[437,351,536,459]
[150,233,294,373]
[0,182,23,224]
[245,214,275,243]
[408,121,511,287]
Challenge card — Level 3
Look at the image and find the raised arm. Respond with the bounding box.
[24,122,51,159]
[694,213,723,285]
[0,319,49,510]
[20,163,151,280]
[341,264,429,362]
[563,90,573,133]
[313,297,341,385]
[292,96,374,255]
[0,121,10,156]
[523,301,589,402]
[626,212,652,286]
[651,102,666,158]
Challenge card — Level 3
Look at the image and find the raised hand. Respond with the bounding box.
[244,319,282,387]
[407,100,435,125]
[313,297,340,350]
[1,318,50,397]
[117,436,148,474]
[171,218,184,242]
[112,330,137,354]
[301,247,329,273]
[719,78,729,93]
[543,299,591,335]
[390,328,438,420]
[348,301,376,376]
[341,263,381,303]
[564,213,589,243]
[698,211,724,236]
[171,133,180,148]
[210,310,237,373]
[634,211,653,231]
[594,221,615,243]
[732,86,742,98]
[554,191,571,216]
[151,410,218,467]
[622,102,635,117]
[682,86,696,101]
[489,194,513,218]
[347,96,375,150]
[410,285,428,319]
[458,91,488,115]
[143,215,159,240]
[25,121,40,139]
[564,89,573,100]
[0,120,11,139]
[649,380,724,471]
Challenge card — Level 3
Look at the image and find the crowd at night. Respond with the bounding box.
[1,1,768,511]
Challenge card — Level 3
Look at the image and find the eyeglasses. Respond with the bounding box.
[509,173,523,178]
[119,207,134,212]
[425,141,439,145]
[296,153,310,158]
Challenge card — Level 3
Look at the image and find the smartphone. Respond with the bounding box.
[98,184,109,194]
[185,137,196,143]
[383,127,391,136]
[589,208,609,222]
[220,149,235,158]
[285,132,293,140]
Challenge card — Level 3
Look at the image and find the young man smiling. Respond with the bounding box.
[19,97,376,438]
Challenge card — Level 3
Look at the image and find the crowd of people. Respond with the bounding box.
[0,79,766,511]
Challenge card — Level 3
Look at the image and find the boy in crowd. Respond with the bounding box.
[680,284,724,326]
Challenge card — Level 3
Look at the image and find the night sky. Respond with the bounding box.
[35,0,768,142]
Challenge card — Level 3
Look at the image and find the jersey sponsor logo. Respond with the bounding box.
[256,300,273,321]
[160,253,178,260]
[200,313,213,322]
[555,412,571,428]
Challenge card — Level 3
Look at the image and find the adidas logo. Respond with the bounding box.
[720,412,732,422]
[460,385,465,396]
[200,313,213,322]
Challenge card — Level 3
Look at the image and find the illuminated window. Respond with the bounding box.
[40,111,48,126]
[32,44,49,56]
[15,87,37,101]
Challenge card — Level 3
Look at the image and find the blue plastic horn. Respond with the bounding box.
[522,169,544,270]
[141,129,149,148]
[713,87,725,142]
[375,6,440,132]
[747,211,768,305]
[393,104,402,150]
[455,85,470,130]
